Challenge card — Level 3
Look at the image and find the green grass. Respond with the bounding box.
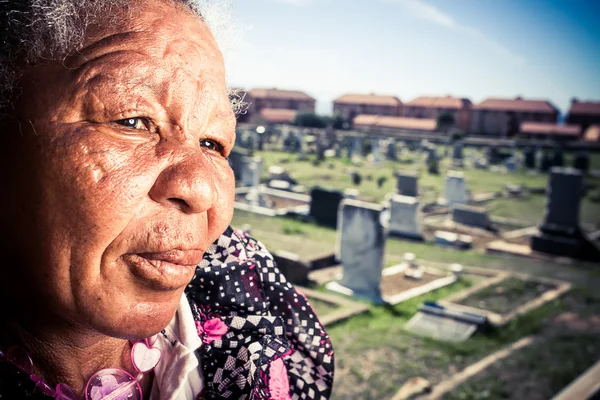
[456,277,555,314]
[253,149,600,228]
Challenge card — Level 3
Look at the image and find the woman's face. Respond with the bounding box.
[0,0,236,339]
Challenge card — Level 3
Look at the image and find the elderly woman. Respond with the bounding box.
[0,0,333,399]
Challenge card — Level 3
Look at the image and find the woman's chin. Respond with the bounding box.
[96,298,182,340]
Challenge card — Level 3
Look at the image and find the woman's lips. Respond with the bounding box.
[121,249,204,290]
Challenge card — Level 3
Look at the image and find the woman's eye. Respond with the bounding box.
[200,139,225,154]
[114,117,153,131]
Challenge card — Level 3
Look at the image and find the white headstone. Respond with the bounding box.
[389,194,423,240]
[240,157,262,188]
[443,171,468,206]
[334,199,385,302]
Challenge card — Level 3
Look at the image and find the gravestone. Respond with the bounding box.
[396,171,419,197]
[335,200,385,302]
[353,137,362,158]
[405,302,487,342]
[573,151,590,173]
[346,138,354,159]
[524,148,537,170]
[309,188,344,228]
[426,148,439,175]
[240,157,262,187]
[539,151,552,172]
[389,194,424,240]
[335,143,343,158]
[372,139,382,165]
[386,140,397,161]
[228,147,249,181]
[452,142,464,161]
[530,167,599,260]
[377,176,387,188]
[451,204,492,230]
[551,150,565,168]
[442,171,468,206]
[272,250,311,285]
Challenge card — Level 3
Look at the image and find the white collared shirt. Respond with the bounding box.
[150,294,204,400]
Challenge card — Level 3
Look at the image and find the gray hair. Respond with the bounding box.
[0,0,246,116]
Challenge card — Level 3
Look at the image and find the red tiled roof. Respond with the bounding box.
[259,108,297,124]
[520,122,581,136]
[474,97,558,113]
[405,96,472,109]
[334,94,402,107]
[354,114,437,131]
[569,101,600,116]
[249,88,315,101]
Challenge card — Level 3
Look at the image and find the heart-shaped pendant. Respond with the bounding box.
[131,341,162,373]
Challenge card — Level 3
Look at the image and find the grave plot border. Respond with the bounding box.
[381,264,458,305]
[438,272,572,327]
[295,286,369,326]
[552,358,600,400]
[423,215,497,239]
[391,335,537,400]
[234,185,311,217]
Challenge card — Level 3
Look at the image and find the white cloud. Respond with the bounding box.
[384,0,525,66]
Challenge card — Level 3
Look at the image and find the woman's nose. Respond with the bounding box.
[149,153,218,214]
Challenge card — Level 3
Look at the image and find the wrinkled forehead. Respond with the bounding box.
[76,0,224,68]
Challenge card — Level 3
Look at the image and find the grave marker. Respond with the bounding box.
[396,171,419,197]
[332,199,385,302]
[309,187,344,228]
[389,194,424,240]
[451,204,492,230]
[442,171,468,206]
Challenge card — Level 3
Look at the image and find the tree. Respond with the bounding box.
[293,111,328,128]
[436,112,456,132]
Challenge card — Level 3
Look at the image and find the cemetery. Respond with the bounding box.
[230,124,600,399]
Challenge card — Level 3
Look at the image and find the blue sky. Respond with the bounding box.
[226,0,600,116]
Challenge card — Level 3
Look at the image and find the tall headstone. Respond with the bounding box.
[353,137,362,158]
[309,188,344,228]
[396,171,419,197]
[335,200,385,302]
[551,150,565,168]
[452,142,464,167]
[228,147,249,181]
[240,157,262,188]
[389,195,424,240]
[373,139,382,165]
[539,151,552,172]
[524,147,537,170]
[386,140,397,161]
[442,171,468,206]
[531,168,585,258]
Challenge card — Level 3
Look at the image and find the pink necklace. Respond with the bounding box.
[0,336,162,400]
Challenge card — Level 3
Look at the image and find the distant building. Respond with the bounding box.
[353,114,437,133]
[333,94,402,121]
[403,96,472,131]
[244,88,315,124]
[469,97,559,137]
[520,122,581,141]
[566,100,600,132]
[250,108,297,126]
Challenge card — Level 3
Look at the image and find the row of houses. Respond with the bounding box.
[239,88,600,141]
